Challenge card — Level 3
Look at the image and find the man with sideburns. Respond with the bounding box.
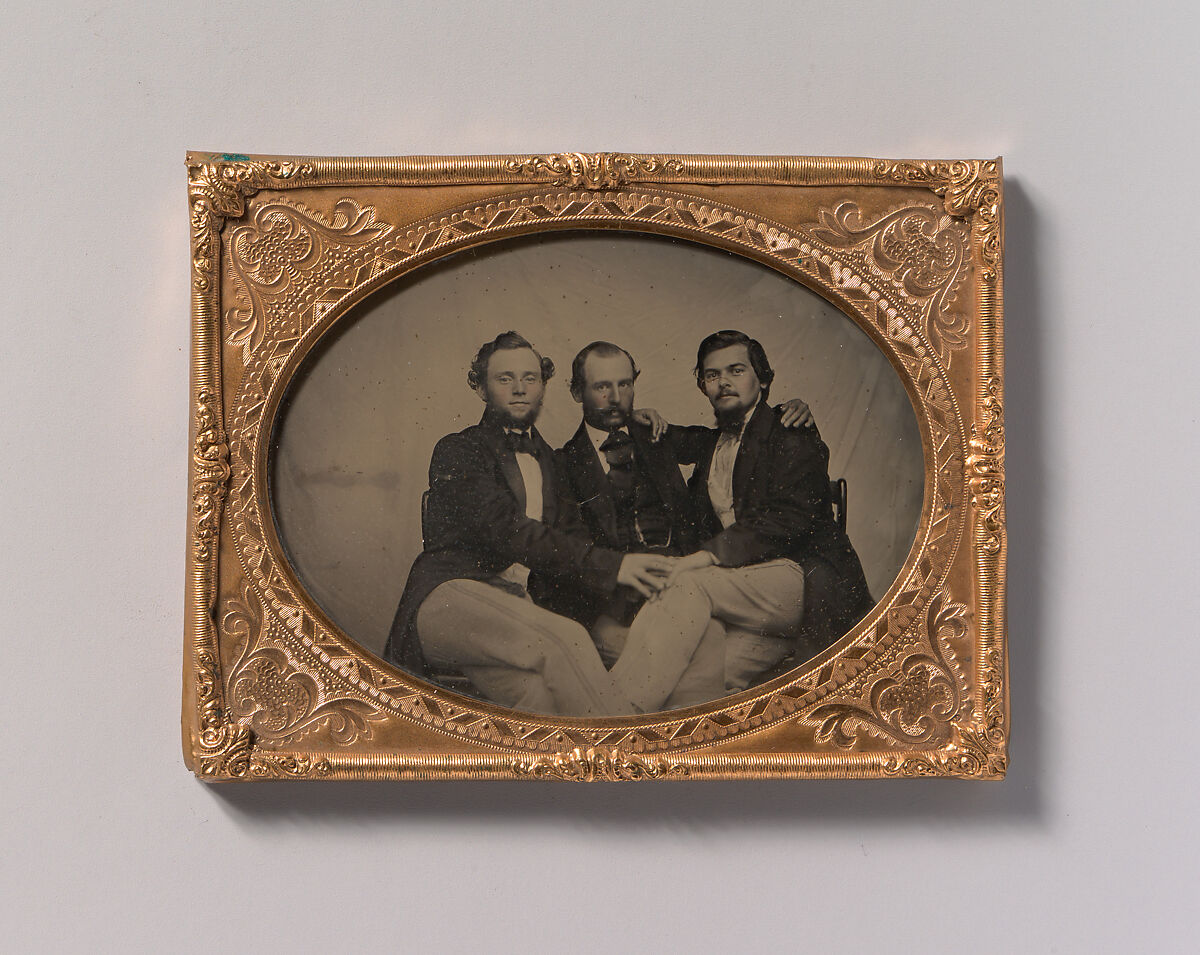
[383,331,721,716]
[552,340,817,700]
[634,330,874,692]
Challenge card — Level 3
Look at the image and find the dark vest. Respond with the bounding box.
[607,452,672,552]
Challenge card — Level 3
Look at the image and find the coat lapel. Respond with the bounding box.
[480,417,527,515]
[688,428,720,530]
[732,401,772,507]
[567,423,619,543]
[631,422,685,505]
[533,428,557,524]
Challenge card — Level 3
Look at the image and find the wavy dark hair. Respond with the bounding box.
[568,341,640,398]
[694,329,774,400]
[467,331,555,390]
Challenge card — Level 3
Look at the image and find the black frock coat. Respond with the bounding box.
[382,414,622,675]
[548,418,702,627]
[668,401,874,652]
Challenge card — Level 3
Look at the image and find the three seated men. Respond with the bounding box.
[384,329,871,716]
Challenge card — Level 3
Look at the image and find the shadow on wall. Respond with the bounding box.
[210,179,1044,826]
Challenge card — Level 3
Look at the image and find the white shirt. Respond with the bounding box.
[499,428,542,590]
[585,422,630,474]
[708,415,750,529]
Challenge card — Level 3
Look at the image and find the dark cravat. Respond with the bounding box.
[599,428,634,469]
[600,428,634,497]
[719,413,749,435]
[506,429,536,456]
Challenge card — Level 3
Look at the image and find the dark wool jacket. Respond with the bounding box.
[383,413,622,674]
[668,400,873,651]
[548,418,702,627]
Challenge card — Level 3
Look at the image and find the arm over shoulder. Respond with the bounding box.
[663,423,713,466]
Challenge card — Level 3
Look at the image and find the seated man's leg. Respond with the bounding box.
[416,579,635,717]
[725,624,833,692]
[687,559,806,690]
[723,627,794,692]
[614,559,806,709]
[591,613,727,708]
[610,579,721,712]
[683,559,806,635]
[661,619,727,710]
[590,613,628,668]
[452,665,556,715]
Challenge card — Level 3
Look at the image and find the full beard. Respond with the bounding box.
[713,399,747,430]
[495,401,542,429]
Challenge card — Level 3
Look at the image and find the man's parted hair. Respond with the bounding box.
[569,340,640,398]
[467,331,555,390]
[694,329,775,399]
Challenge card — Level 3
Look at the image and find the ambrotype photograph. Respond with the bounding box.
[186,152,1005,781]
[270,231,923,718]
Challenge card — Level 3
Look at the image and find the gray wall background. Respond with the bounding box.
[272,233,923,654]
[4,1,1198,952]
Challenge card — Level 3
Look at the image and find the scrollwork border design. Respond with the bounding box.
[185,157,317,780]
[224,198,389,359]
[505,152,686,189]
[809,201,971,364]
[969,376,1006,556]
[184,153,1006,781]
[872,159,1003,284]
[222,188,968,760]
[512,747,690,782]
[191,388,229,564]
[221,579,385,747]
[806,594,972,750]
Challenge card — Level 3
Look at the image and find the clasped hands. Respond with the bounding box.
[616,550,718,599]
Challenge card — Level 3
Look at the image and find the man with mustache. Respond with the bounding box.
[383,331,718,716]
[633,330,874,694]
[550,340,816,702]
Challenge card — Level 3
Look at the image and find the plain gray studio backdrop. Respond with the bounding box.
[273,233,923,654]
[3,2,1197,952]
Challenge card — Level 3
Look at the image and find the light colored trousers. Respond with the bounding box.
[416,578,722,717]
[611,559,806,703]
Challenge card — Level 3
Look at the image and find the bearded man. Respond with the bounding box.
[383,332,717,716]
[551,340,815,701]
[635,330,874,692]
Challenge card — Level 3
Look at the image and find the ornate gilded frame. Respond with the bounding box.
[184,151,1006,781]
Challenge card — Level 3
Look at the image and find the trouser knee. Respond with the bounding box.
[663,573,715,612]
[540,617,596,660]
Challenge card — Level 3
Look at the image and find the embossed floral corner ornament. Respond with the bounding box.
[184,151,1005,782]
